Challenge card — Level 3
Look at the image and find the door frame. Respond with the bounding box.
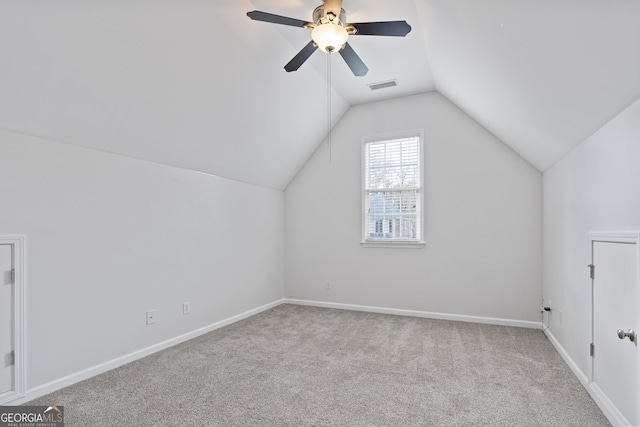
[587,231,640,427]
[0,235,25,404]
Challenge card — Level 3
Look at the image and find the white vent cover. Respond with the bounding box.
[368,80,398,91]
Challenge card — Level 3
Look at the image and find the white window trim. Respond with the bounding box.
[361,129,425,248]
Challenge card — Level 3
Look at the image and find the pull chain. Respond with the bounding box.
[327,52,332,165]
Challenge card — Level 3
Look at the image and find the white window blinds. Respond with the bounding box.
[363,134,423,243]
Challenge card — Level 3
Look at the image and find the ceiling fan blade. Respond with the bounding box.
[285,41,319,72]
[339,43,368,77]
[247,10,310,28]
[351,21,412,37]
[323,0,344,19]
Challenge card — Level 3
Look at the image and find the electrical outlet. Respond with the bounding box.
[183,302,191,315]
[146,310,155,325]
[558,310,562,325]
[540,297,549,313]
[326,280,332,290]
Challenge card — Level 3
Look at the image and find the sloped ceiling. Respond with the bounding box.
[419,0,640,170]
[0,1,638,190]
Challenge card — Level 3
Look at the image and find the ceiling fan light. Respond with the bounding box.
[312,23,348,53]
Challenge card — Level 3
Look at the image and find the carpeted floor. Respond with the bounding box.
[27,304,610,426]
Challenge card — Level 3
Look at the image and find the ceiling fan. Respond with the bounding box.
[247,0,411,77]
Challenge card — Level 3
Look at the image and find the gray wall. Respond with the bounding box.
[0,130,284,392]
[543,98,640,379]
[285,92,542,323]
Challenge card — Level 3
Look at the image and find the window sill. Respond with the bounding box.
[361,240,426,249]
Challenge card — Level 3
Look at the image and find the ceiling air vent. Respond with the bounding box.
[368,79,397,91]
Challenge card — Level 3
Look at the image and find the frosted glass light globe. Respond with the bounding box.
[312,23,348,53]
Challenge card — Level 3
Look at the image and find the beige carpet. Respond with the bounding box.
[28,304,610,426]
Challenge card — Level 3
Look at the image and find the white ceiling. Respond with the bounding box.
[0,0,638,189]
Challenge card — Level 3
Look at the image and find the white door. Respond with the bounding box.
[591,239,639,426]
[0,244,14,395]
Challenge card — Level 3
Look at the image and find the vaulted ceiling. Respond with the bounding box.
[1,0,638,190]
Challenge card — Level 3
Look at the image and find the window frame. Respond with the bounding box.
[361,129,425,248]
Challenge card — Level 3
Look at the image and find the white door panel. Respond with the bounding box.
[591,239,639,426]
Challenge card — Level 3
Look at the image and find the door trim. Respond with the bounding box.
[587,231,640,427]
[0,236,26,405]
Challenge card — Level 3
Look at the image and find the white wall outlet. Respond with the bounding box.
[326,280,332,290]
[183,302,191,315]
[558,310,562,325]
[146,310,155,325]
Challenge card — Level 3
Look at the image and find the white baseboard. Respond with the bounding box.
[542,328,589,385]
[7,299,285,406]
[543,328,628,427]
[284,298,541,329]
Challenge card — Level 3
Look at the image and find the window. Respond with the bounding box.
[362,131,424,247]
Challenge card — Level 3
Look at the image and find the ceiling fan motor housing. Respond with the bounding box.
[312,5,346,24]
